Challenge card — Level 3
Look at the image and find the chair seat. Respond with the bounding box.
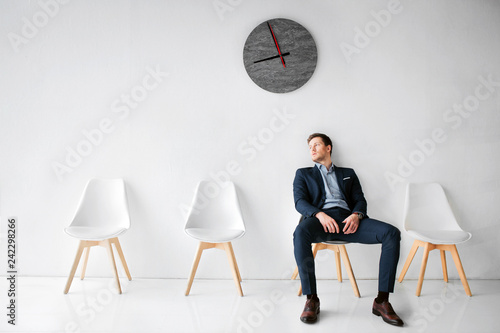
[185,228,245,242]
[322,240,350,245]
[65,226,128,241]
[407,229,471,244]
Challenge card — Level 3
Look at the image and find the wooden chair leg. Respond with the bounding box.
[185,242,209,296]
[226,242,242,283]
[416,242,431,296]
[224,242,243,296]
[311,243,321,257]
[65,238,131,294]
[339,245,360,298]
[103,239,122,294]
[112,238,132,281]
[334,246,342,282]
[64,241,86,294]
[80,246,90,280]
[291,266,299,280]
[398,241,471,297]
[440,250,448,282]
[449,245,472,296]
[292,264,303,297]
[398,240,420,282]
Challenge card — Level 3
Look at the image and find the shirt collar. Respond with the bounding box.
[315,162,334,173]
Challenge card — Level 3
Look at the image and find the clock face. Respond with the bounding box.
[243,18,317,93]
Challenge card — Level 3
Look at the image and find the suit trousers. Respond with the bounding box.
[293,207,401,295]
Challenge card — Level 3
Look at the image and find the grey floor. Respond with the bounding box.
[0,277,498,333]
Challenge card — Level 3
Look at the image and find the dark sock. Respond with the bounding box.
[375,291,389,304]
[307,294,318,300]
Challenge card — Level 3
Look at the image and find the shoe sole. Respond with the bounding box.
[300,308,320,323]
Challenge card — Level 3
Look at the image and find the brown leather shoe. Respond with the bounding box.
[300,297,320,323]
[372,299,404,326]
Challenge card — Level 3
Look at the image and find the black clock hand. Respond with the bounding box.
[253,52,290,64]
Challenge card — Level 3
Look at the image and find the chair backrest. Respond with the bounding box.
[403,182,463,232]
[185,180,245,233]
[70,178,131,229]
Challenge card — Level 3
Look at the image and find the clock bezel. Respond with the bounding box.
[243,18,318,94]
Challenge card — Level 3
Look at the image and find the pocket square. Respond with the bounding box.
[343,177,351,180]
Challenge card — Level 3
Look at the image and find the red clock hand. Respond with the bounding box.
[267,22,286,68]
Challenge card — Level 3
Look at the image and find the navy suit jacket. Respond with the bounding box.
[293,165,367,218]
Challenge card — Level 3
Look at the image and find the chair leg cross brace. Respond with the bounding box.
[398,239,472,296]
[64,237,131,294]
[185,241,243,296]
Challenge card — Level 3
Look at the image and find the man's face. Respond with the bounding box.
[309,137,331,163]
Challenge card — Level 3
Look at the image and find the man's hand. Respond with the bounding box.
[316,212,340,233]
[342,213,360,234]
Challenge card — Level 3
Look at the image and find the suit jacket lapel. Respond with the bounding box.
[334,165,347,198]
[312,165,325,198]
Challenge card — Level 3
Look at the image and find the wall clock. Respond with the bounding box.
[243,18,317,93]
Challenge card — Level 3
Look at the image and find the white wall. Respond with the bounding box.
[1,0,499,281]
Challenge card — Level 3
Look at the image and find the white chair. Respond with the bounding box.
[398,182,472,296]
[185,180,245,296]
[291,216,360,297]
[64,179,132,294]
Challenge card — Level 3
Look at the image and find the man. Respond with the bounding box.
[293,133,403,326]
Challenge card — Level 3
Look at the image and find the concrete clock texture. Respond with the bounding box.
[243,18,317,93]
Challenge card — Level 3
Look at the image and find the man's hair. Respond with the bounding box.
[307,133,332,155]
